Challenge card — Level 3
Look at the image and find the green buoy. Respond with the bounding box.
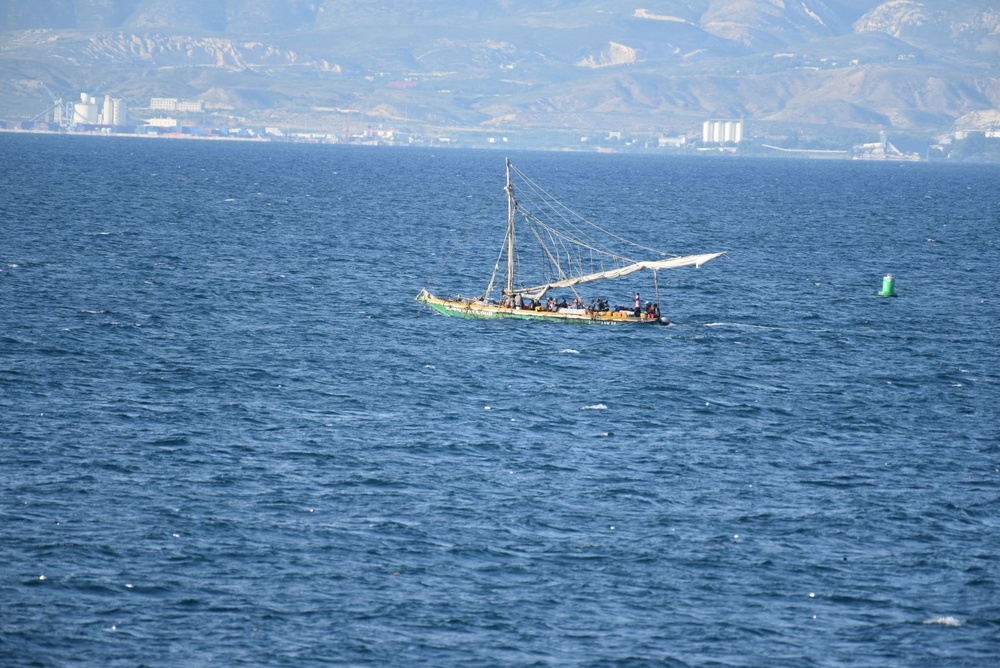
[878,273,897,297]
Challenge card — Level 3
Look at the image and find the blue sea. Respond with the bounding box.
[1,133,998,666]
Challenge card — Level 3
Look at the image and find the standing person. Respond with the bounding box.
[633,292,641,317]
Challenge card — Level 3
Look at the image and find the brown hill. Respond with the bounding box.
[1,1,997,140]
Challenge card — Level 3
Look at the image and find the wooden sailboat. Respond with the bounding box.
[416,159,725,325]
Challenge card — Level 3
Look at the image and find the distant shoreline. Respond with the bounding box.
[0,127,270,142]
[4,126,998,163]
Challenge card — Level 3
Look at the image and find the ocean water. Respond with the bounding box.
[1,133,998,666]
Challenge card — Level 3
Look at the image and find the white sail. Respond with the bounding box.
[514,252,726,299]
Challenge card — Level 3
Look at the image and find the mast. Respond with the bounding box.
[505,158,515,298]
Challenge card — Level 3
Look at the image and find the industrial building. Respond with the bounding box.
[150,97,204,113]
[72,93,128,127]
[702,119,744,144]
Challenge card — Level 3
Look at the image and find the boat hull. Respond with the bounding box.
[417,291,664,325]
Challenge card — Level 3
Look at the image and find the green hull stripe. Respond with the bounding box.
[418,295,661,325]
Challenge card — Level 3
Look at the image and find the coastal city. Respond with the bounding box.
[4,87,997,161]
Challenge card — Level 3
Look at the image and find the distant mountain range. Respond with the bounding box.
[1,0,998,143]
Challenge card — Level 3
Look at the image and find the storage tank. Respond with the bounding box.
[72,93,98,124]
[73,101,98,124]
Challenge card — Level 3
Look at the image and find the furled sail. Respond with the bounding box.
[513,252,726,299]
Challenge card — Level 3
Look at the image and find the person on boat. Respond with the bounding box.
[633,293,641,317]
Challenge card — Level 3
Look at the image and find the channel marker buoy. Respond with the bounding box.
[877,273,897,297]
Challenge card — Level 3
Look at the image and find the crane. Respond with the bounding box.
[29,81,68,126]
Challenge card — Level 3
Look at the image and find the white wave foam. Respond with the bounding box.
[705,322,777,329]
[923,616,963,627]
[580,403,607,410]
[559,348,579,354]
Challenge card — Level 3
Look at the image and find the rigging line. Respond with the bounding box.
[519,183,606,248]
[483,234,508,299]
[510,164,614,235]
[509,173,604,248]
[525,197,610,253]
[510,162,673,257]
[547,233,588,278]
[530,225,566,282]
[542,189,665,258]
[521,211,633,263]
[549,229,573,278]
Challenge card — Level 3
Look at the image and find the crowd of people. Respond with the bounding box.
[491,291,661,319]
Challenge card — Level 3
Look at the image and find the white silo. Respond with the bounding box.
[702,121,711,143]
[101,95,114,125]
[73,93,98,124]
